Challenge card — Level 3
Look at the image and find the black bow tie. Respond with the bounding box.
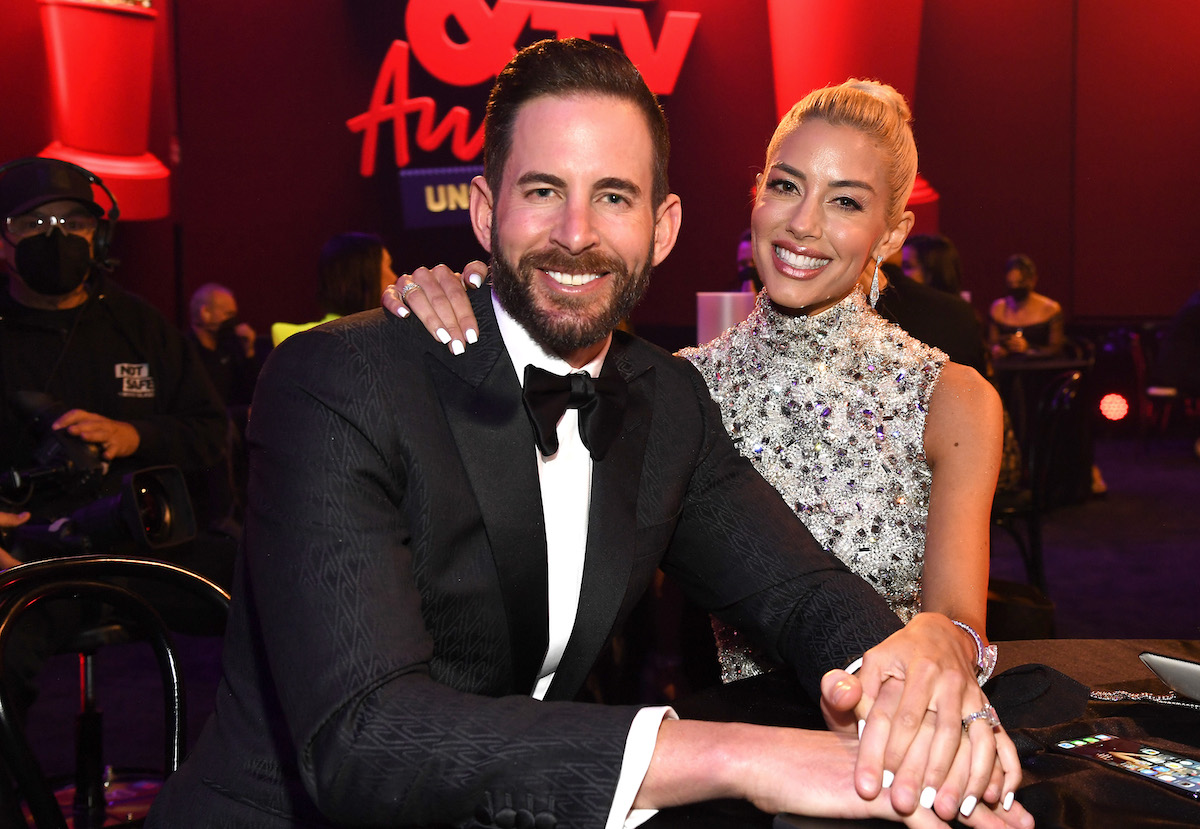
[522,364,627,461]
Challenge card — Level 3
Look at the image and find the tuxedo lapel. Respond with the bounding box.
[431,291,548,695]
[545,336,654,700]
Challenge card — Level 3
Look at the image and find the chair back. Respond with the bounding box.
[1026,370,1086,510]
[0,556,230,828]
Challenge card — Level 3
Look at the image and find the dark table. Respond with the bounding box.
[647,639,1200,828]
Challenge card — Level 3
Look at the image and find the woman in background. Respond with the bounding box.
[902,233,965,298]
[271,232,397,346]
[988,254,1065,359]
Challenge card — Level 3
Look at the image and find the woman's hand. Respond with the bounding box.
[820,614,1023,821]
[382,261,487,355]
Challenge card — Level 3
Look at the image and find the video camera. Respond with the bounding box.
[1,392,196,560]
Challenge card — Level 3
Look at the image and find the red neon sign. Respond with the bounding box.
[347,0,700,177]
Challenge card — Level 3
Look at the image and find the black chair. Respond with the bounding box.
[0,556,230,828]
[991,370,1086,598]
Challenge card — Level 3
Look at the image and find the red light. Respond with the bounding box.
[1099,393,1130,421]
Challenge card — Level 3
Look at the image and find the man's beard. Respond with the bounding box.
[490,231,653,357]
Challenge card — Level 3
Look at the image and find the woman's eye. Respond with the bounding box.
[832,196,863,211]
[766,178,798,194]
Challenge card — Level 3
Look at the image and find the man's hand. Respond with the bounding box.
[820,614,1022,822]
[236,322,257,359]
[52,409,140,460]
[639,719,1032,829]
[0,511,30,570]
[382,262,486,355]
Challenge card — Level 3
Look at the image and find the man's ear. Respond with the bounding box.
[469,176,494,253]
[650,193,683,267]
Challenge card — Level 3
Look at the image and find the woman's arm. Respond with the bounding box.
[921,362,1003,637]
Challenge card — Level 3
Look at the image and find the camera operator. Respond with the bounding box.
[0,158,232,551]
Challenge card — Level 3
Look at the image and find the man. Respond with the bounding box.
[149,40,1028,829]
[0,158,229,557]
[187,282,262,413]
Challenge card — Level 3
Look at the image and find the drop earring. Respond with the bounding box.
[869,256,882,307]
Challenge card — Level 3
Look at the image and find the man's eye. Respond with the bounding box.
[601,193,629,206]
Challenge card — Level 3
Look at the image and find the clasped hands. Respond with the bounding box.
[816,613,1026,826]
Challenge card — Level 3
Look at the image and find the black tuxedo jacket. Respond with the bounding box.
[149,289,901,828]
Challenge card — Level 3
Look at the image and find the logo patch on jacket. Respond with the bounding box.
[115,363,155,398]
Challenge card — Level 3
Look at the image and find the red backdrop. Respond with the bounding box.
[1,0,1197,340]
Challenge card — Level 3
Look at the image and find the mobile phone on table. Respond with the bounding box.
[1051,733,1200,799]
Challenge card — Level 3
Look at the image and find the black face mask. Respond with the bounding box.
[14,229,92,296]
[214,316,243,352]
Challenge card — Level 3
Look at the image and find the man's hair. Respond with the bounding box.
[318,232,385,316]
[768,79,917,227]
[189,282,233,325]
[483,38,670,208]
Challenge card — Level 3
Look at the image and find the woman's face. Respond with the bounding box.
[751,119,903,315]
[901,244,925,284]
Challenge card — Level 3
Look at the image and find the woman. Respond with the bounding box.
[988,254,1065,359]
[901,233,965,297]
[386,80,1000,683]
[271,232,398,346]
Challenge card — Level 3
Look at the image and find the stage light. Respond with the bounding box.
[1099,393,1130,421]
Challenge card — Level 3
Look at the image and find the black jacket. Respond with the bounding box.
[0,273,228,522]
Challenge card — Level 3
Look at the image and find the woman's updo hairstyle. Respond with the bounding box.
[767,79,918,228]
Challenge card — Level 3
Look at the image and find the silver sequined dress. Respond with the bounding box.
[678,288,947,682]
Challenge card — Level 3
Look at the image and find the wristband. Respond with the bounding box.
[952,620,998,685]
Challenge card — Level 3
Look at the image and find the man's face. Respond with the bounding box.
[470,93,680,363]
[203,290,238,332]
[1,199,96,271]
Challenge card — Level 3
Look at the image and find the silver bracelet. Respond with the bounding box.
[1089,689,1200,710]
[951,620,998,686]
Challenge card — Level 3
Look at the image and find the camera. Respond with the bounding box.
[2,392,197,560]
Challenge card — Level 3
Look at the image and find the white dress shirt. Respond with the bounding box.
[493,296,673,829]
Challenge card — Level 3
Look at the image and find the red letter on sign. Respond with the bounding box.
[346,40,485,177]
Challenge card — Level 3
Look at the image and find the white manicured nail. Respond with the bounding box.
[881,770,894,789]
[466,328,478,344]
[396,305,410,318]
[1003,791,1014,811]
[959,795,977,817]
[468,273,483,288]
[857,719,865,739]
[451,340,464,356]
[919,787,936,809]
[436,328,451,344]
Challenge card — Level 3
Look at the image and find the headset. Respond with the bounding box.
[0,156,120,266]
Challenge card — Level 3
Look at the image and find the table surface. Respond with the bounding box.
[648,639,1200,828]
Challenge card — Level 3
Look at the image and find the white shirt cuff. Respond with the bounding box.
[604,706,678,829]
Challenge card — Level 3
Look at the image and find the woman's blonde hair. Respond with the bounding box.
[767,79,918,227]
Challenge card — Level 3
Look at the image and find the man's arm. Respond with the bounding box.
[243,322,640,827]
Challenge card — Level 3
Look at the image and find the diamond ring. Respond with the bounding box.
[962,704,1000,732]
[400,281,423,300]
